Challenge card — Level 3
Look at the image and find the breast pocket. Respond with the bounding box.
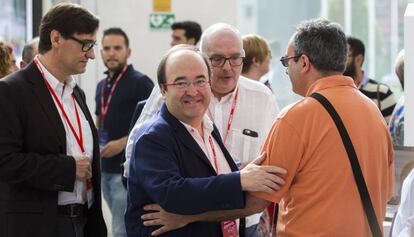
[229,129,260,164]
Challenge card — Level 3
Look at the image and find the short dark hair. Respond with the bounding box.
[38,3,99,54]
[171,21,202,44]
[347,36,365,58]
[157,45,211,85]
[102,27,129,47]
[293,18,347,74]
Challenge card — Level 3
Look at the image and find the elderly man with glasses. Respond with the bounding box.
[125,23,281,237]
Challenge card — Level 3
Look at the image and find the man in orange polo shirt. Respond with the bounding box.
[140,18,394,237]
[251,18,394,236]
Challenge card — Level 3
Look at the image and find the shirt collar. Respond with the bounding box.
[35,55,77,93]
[180,114,214,136]
[211,81,239,104]
[305,75,356,96]
[358,70,369,89]
[104,64,130,81]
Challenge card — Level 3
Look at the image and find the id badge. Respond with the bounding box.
[221,220,238,237]
[98,129,108,151]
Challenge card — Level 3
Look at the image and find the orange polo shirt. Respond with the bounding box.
[253,75,394,236]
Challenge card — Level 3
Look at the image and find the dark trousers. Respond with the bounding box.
[56,215,87,237]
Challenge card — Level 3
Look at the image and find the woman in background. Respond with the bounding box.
[0,41,18,79]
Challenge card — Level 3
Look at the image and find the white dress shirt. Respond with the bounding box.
[208,76,279,165]
[180,115,232,175]
[37,57,93,205]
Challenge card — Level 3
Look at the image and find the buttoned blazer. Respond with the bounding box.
[0,62,107,237]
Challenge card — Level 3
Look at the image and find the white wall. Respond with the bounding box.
[74,0,238,112]
[404,4,414,146]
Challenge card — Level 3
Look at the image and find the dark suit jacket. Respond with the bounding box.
[126,104,245,237]
[0,62,107,237]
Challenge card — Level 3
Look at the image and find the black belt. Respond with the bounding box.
[58,204,88,218]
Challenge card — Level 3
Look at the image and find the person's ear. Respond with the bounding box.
[354,54,364,67]
[300,54,311,73]
[50,30,62,49]
[187,38,196,46]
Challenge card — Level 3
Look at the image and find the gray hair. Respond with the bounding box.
[22,37,39,64]
[292,18,347,74]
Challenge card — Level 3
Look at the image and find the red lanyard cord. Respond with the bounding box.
[34,57,85,153]
[100,64,128,126]
[208,136,219,174]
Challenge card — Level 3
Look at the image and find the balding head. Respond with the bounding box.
[200,23,243,53]
[199,23,244,99]
[20,37,39,68]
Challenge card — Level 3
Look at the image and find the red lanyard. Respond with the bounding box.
[100,64,128,126]
[208,136,219,174]
[34,57,85,153]
[222,88,239,144]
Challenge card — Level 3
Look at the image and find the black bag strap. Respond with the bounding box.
[310,92,382,237]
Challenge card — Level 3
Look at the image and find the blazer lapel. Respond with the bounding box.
[160,104,216,173]
[27,62,66,149]
[72,86,96,136]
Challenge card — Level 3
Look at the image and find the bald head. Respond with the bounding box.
[199,23,244,99]
[200,23,243,53]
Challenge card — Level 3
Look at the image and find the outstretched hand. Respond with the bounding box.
[240,152,287,193]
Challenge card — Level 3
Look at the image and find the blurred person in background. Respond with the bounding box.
[170,20,202,47]
[20,37,39,69]
[389,50,405,146]
[95,27,153,237]
[344,36,396,123]
[242,34,273,90]
[0,41,18,78]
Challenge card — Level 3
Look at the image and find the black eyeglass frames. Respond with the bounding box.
[67,36,97,52]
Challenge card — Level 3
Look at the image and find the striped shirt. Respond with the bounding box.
[359,78,396,123]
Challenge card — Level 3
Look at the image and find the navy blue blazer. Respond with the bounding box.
[126,104,246,237]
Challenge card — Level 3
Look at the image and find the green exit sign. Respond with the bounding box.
[150,13,175,29]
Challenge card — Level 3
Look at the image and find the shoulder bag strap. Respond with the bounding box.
[310,92,382,237]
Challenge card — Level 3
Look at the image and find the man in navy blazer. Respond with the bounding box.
[126,45,284,237]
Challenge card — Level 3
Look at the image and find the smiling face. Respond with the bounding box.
[161,50,211,126]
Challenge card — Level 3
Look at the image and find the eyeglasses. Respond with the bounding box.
[280,54,302,67]
[164,78,209,89]
[67,36,97,52]
[209,55,244,67]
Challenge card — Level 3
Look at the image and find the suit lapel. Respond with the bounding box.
[160,104,216,173]
[27,62,66,148]
[72,86,95,135]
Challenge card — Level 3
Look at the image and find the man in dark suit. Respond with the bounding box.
[125,45,285,237]
[0,3,106,237]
